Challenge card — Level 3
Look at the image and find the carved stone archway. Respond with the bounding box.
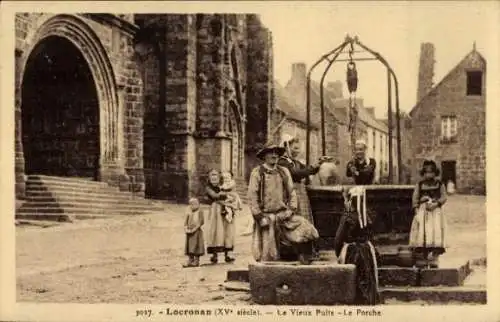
[15,14,121,195]
[227,100,245,178]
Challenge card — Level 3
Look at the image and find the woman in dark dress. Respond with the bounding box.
[334,186,381,305]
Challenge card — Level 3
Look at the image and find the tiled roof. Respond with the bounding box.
[276,77,388,133]
[329,98,389,133]
[409,49,487,117]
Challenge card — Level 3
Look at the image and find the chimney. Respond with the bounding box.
[291,62,307,85]
[365,107,375,117]
[327,81,344,98]
[417,43,435,102]
[287,62,307,107]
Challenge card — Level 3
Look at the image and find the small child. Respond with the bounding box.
[219,171,243,223]
[409,160,447,268]
[183,197,205,268]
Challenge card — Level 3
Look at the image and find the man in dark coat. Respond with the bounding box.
[346,139,376,185]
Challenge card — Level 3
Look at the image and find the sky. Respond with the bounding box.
[254,2,497,118]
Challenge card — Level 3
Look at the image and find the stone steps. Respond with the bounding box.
[225,261,472,287]
[22,199,158,209]
[222,281,486,304]
[26,183,121,194]
[25,190,149,202]
[381,285,486,304]
[224,254,484,304]
[16,213,113,222]
[28,175,110,187]
[17,204,160,214]
[17,175,165,221]
[25,193,151,203]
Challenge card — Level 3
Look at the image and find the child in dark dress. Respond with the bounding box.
[183,198,205,267]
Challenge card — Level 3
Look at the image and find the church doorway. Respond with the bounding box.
[21,35,100,179]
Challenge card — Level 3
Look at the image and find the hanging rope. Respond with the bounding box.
[346,41,359,152]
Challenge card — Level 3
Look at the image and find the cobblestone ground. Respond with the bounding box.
[16,195,486,304]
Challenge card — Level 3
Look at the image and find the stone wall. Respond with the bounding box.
[14,13,143,198]
[244,14,274,181]
[410,49,486,194]
[164,14,197,201]
[137,14,198,201]
[15,13,274,202]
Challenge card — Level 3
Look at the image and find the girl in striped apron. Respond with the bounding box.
[409,160,447,268]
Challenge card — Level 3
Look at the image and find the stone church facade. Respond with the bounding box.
[15,13,273,202]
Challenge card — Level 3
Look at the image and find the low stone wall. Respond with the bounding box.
[307,185,415,249]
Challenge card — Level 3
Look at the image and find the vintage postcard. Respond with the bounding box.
[1,1,499,321]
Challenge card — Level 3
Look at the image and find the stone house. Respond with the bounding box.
[408,43,486,194]
[15,13,273,203]
[284,64,346,168]
[269,81,320,165]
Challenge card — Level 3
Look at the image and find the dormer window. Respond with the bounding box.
[466,71,483,96]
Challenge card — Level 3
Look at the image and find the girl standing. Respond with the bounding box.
[409,160,447,268]
[205,169,236,264]
[183,198,205,267]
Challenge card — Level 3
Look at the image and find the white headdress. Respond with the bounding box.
[348,186,368,228]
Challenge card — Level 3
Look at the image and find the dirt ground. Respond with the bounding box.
[16,195,486,304]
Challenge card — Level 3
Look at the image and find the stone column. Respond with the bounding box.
[245,15,274,179]
[160,14,198,202]
[15,49,26,199]
[192,14,230,197]
[99,91,123,187]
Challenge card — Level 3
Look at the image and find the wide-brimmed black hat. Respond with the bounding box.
[256,143,286,160]
[419,159,440,176]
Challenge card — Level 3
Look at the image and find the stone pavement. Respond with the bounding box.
[16,195,486,304]
[16,203,256,304]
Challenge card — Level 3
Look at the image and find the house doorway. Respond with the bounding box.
[441,160,457,187]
